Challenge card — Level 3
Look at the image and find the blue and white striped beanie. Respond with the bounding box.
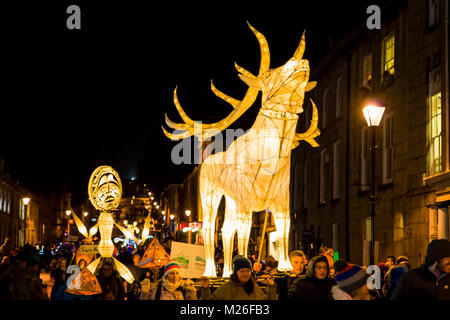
[334,260,370,295]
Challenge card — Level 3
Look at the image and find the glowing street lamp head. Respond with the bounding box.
[83,211,89,217]
[185,210,191,217]
[66,210,72,216]
[156,205,160,209]
[22,197,31,205]
[124,220,128,225]
[153,202,157,206]
[363,104,385,127]
[170,214,175,220]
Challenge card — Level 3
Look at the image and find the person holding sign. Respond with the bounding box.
[145,261,197,300]
[200,255,277,300]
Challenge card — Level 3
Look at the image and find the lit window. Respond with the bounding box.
[427,67,442,176]
[382,33,395,76]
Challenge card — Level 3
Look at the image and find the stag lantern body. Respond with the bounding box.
[163,23,320,277]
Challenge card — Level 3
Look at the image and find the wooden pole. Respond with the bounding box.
[258,208,269,262]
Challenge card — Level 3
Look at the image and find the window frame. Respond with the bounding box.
[382,32,395,76]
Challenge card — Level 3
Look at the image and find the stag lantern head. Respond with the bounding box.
[237,31,316,115]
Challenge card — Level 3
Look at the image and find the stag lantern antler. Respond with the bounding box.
[163,22,270,141]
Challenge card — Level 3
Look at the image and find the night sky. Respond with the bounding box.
[1,1,380,205]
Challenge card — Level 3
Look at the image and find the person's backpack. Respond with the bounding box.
[154,281,186,300]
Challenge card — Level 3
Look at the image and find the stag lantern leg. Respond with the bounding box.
[221,196,237,278]
[236,213,252,257]
[273,212,292,272]
[201,191,222,277]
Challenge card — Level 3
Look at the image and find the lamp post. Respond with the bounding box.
[363,103,385,266]
[22,197,30,245]
[66,210,72,237]
[185,210,191,244]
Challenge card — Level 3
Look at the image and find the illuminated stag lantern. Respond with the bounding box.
[85,166,135,283]
[163,23,320,277]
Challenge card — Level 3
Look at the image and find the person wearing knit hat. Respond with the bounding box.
[145,260,197,300]
[287,255,336,300]
[200,255,277,300]
[330,259,371,300]
[391,239,450,300]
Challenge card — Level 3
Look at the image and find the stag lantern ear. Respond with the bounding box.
[238,73,262,90]
[293,30,306,60]
[305,81,317,92]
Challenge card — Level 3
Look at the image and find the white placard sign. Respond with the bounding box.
[170,241,206,279]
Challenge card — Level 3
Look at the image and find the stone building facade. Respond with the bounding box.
[290,0,449,268]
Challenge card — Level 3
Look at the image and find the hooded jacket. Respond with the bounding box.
[391,239,450,300]
[287,255,336,300]
[201,274,277,300]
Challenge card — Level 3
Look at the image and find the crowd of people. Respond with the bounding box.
[0,236,449,300]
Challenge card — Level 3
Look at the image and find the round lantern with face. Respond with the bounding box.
[88,166,122,211]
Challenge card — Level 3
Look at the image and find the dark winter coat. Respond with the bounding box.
[274,271,305,300]
[98,273,126,300]
[287,255,336,301]
[391,239,450,300]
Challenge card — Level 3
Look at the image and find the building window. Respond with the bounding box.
[336,76,343,118]
[428,0,440,27]
[19,201,25,220]
[320,149,326,204]
[362,53,372,88]
[7,192,11,214]
[333,140,341,200]
[382,33,395,76]
[303,160,308,208]
[383,113,393,184]
[427,67,442,176]
[322,89,328,128]
[361,127,369,191]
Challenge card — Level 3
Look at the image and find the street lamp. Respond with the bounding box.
[83,211,88,217]
[185,210,192,244]
[363,102,385,266]
[66,210,72,237]
[22,197,30,245]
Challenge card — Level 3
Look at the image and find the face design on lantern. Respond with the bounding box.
[88,166,122,211]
